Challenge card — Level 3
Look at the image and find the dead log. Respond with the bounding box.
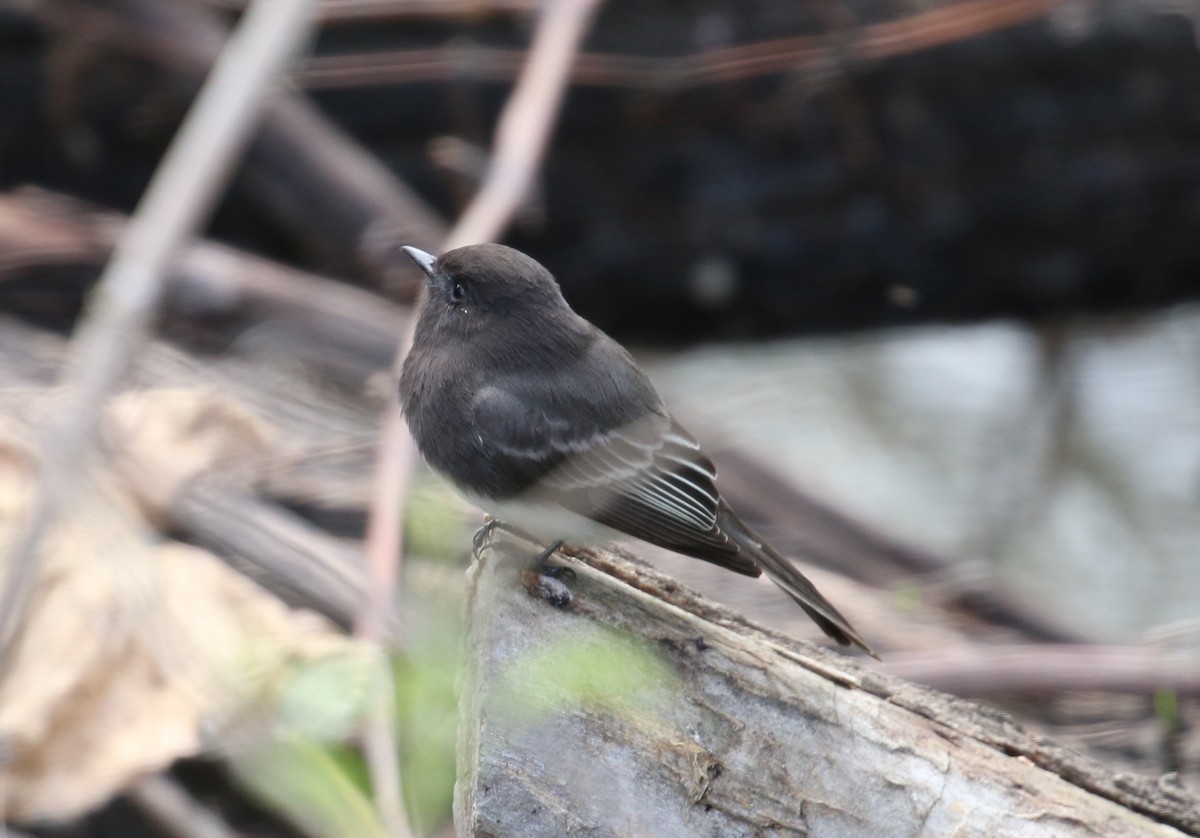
[457,529,1199,836]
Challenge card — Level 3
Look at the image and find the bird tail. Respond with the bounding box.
[718,502,876,658]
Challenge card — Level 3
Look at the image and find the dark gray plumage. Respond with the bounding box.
[399,243,872,655]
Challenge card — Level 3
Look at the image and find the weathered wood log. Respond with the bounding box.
[457,529,1199,836]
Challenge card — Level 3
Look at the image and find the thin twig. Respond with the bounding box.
[355,0,605,833]
[303,0,1062,91]
[877,644,1200,697]
[198,0,541,23]
[0,0,318,669]
[447,0,606,249]
[128,774,238,838]
[361,657,407,838]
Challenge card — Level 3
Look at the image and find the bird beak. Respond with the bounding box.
[401,246,439,282]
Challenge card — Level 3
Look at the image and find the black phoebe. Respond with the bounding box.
[399,243,872,655]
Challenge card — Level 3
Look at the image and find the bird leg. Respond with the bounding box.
[472,518,575,607]
[533,539,570,574]
[521,539,576,608]
[472,516,505,554]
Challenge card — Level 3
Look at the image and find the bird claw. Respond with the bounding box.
[521,539,574,607]
[474,526,575,607]
[522,566,575,609]
[542,565,575,583]
[472,517,503,554]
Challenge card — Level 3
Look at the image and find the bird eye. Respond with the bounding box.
[450,282,467,303]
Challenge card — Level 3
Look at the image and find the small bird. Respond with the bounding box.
[399,243,872,655]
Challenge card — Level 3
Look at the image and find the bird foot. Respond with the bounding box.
[521,540,574,607]
[474,525,575,607]
[472,517,504,554]
[522,568,574,608]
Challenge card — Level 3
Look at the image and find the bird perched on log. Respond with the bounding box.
[399,243,872,656]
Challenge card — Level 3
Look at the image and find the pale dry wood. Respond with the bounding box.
[457,529,1199,837]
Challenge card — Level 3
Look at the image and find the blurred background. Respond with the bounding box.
[0,0,1197,835]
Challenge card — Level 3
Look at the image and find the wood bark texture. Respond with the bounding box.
[455,530,1197,837]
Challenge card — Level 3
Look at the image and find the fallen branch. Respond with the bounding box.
[458,529,1200,835]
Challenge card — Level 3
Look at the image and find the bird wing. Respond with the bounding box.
[470,382,761,577]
